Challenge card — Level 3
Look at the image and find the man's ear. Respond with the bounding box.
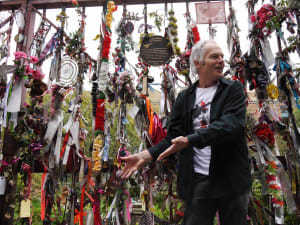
[194,60,201,69]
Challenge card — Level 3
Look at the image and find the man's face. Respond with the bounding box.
[195,42,224,81]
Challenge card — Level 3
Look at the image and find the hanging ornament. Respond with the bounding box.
[106,1,117,31]
[117,70,135,104]
[244,46,270,91]
[166,9,181,56]
[225,8,245,85]
[57,57,78,87]
[267,84,279,100]
[250,4,279,38]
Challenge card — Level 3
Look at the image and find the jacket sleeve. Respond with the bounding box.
[187,81,246,149]
[148,92,185,161]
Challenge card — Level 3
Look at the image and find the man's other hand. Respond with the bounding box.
[157,136,189,161]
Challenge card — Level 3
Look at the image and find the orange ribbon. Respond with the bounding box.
[141,94,153,135]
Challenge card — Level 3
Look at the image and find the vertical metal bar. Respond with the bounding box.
[272,0,282,53]
[144,1,147,34]
[22,2,36,55]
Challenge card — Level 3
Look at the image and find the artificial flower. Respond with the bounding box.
[271,198,284,206]
[267,161,278,169]
[25,65,33,75]
[32,70,41,80]
[30,56,38,64]
[269,184,281,190]
[250,15,257,23]
[253,4,276,38]
[266,174,276,184]
[255,123,275,146]
[14,51,27,60]
[257,21,266,29]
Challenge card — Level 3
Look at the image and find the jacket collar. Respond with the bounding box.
[187,77,230,94]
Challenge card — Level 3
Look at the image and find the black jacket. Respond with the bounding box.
[148,78,251,200]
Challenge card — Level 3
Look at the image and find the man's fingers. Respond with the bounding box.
[121,167,132,179]
[120,156,130,161]
[157,145,175,161]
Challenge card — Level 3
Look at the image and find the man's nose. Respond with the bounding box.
[217,56,224,63]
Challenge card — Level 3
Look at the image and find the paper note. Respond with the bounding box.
[20,199,31,218]
[128,105,139,119]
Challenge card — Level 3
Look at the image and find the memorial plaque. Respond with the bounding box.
[140,35,172,66]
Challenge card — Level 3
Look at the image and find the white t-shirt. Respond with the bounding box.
[193,84,218,175]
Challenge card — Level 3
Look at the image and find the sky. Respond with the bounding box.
[0,0,299,90]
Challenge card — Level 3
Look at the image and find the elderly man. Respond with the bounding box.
[121,40,251,225]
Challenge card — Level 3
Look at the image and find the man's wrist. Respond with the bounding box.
[140,150,153,162]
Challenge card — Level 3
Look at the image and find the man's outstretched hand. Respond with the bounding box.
[157,136,189,161]
[120,150,152,179]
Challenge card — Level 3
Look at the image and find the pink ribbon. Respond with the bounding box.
[37,34,55,65]
[123,189,132,222]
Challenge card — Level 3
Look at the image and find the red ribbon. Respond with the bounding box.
[41,172,47,220]
[60,131,70,159]
[93,191,102,225]
[79,184,86,225]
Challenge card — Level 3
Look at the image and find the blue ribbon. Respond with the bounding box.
[273,60,291,72]
[289,77,300,110]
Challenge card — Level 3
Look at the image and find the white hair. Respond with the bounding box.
[189,39,214,76]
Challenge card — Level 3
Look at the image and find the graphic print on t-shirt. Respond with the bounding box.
[193,84,218,175]
[197,101,209,128]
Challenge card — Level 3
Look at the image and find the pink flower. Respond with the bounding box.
[259,14,268,23]
[257,10,265,18]
[30,56,38,64]
[32,70,41,79]
[14,51,27,60]
[267,11,273,17]
[250,15,257,23]
[257,21,266,29]
[25,65,33,75]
